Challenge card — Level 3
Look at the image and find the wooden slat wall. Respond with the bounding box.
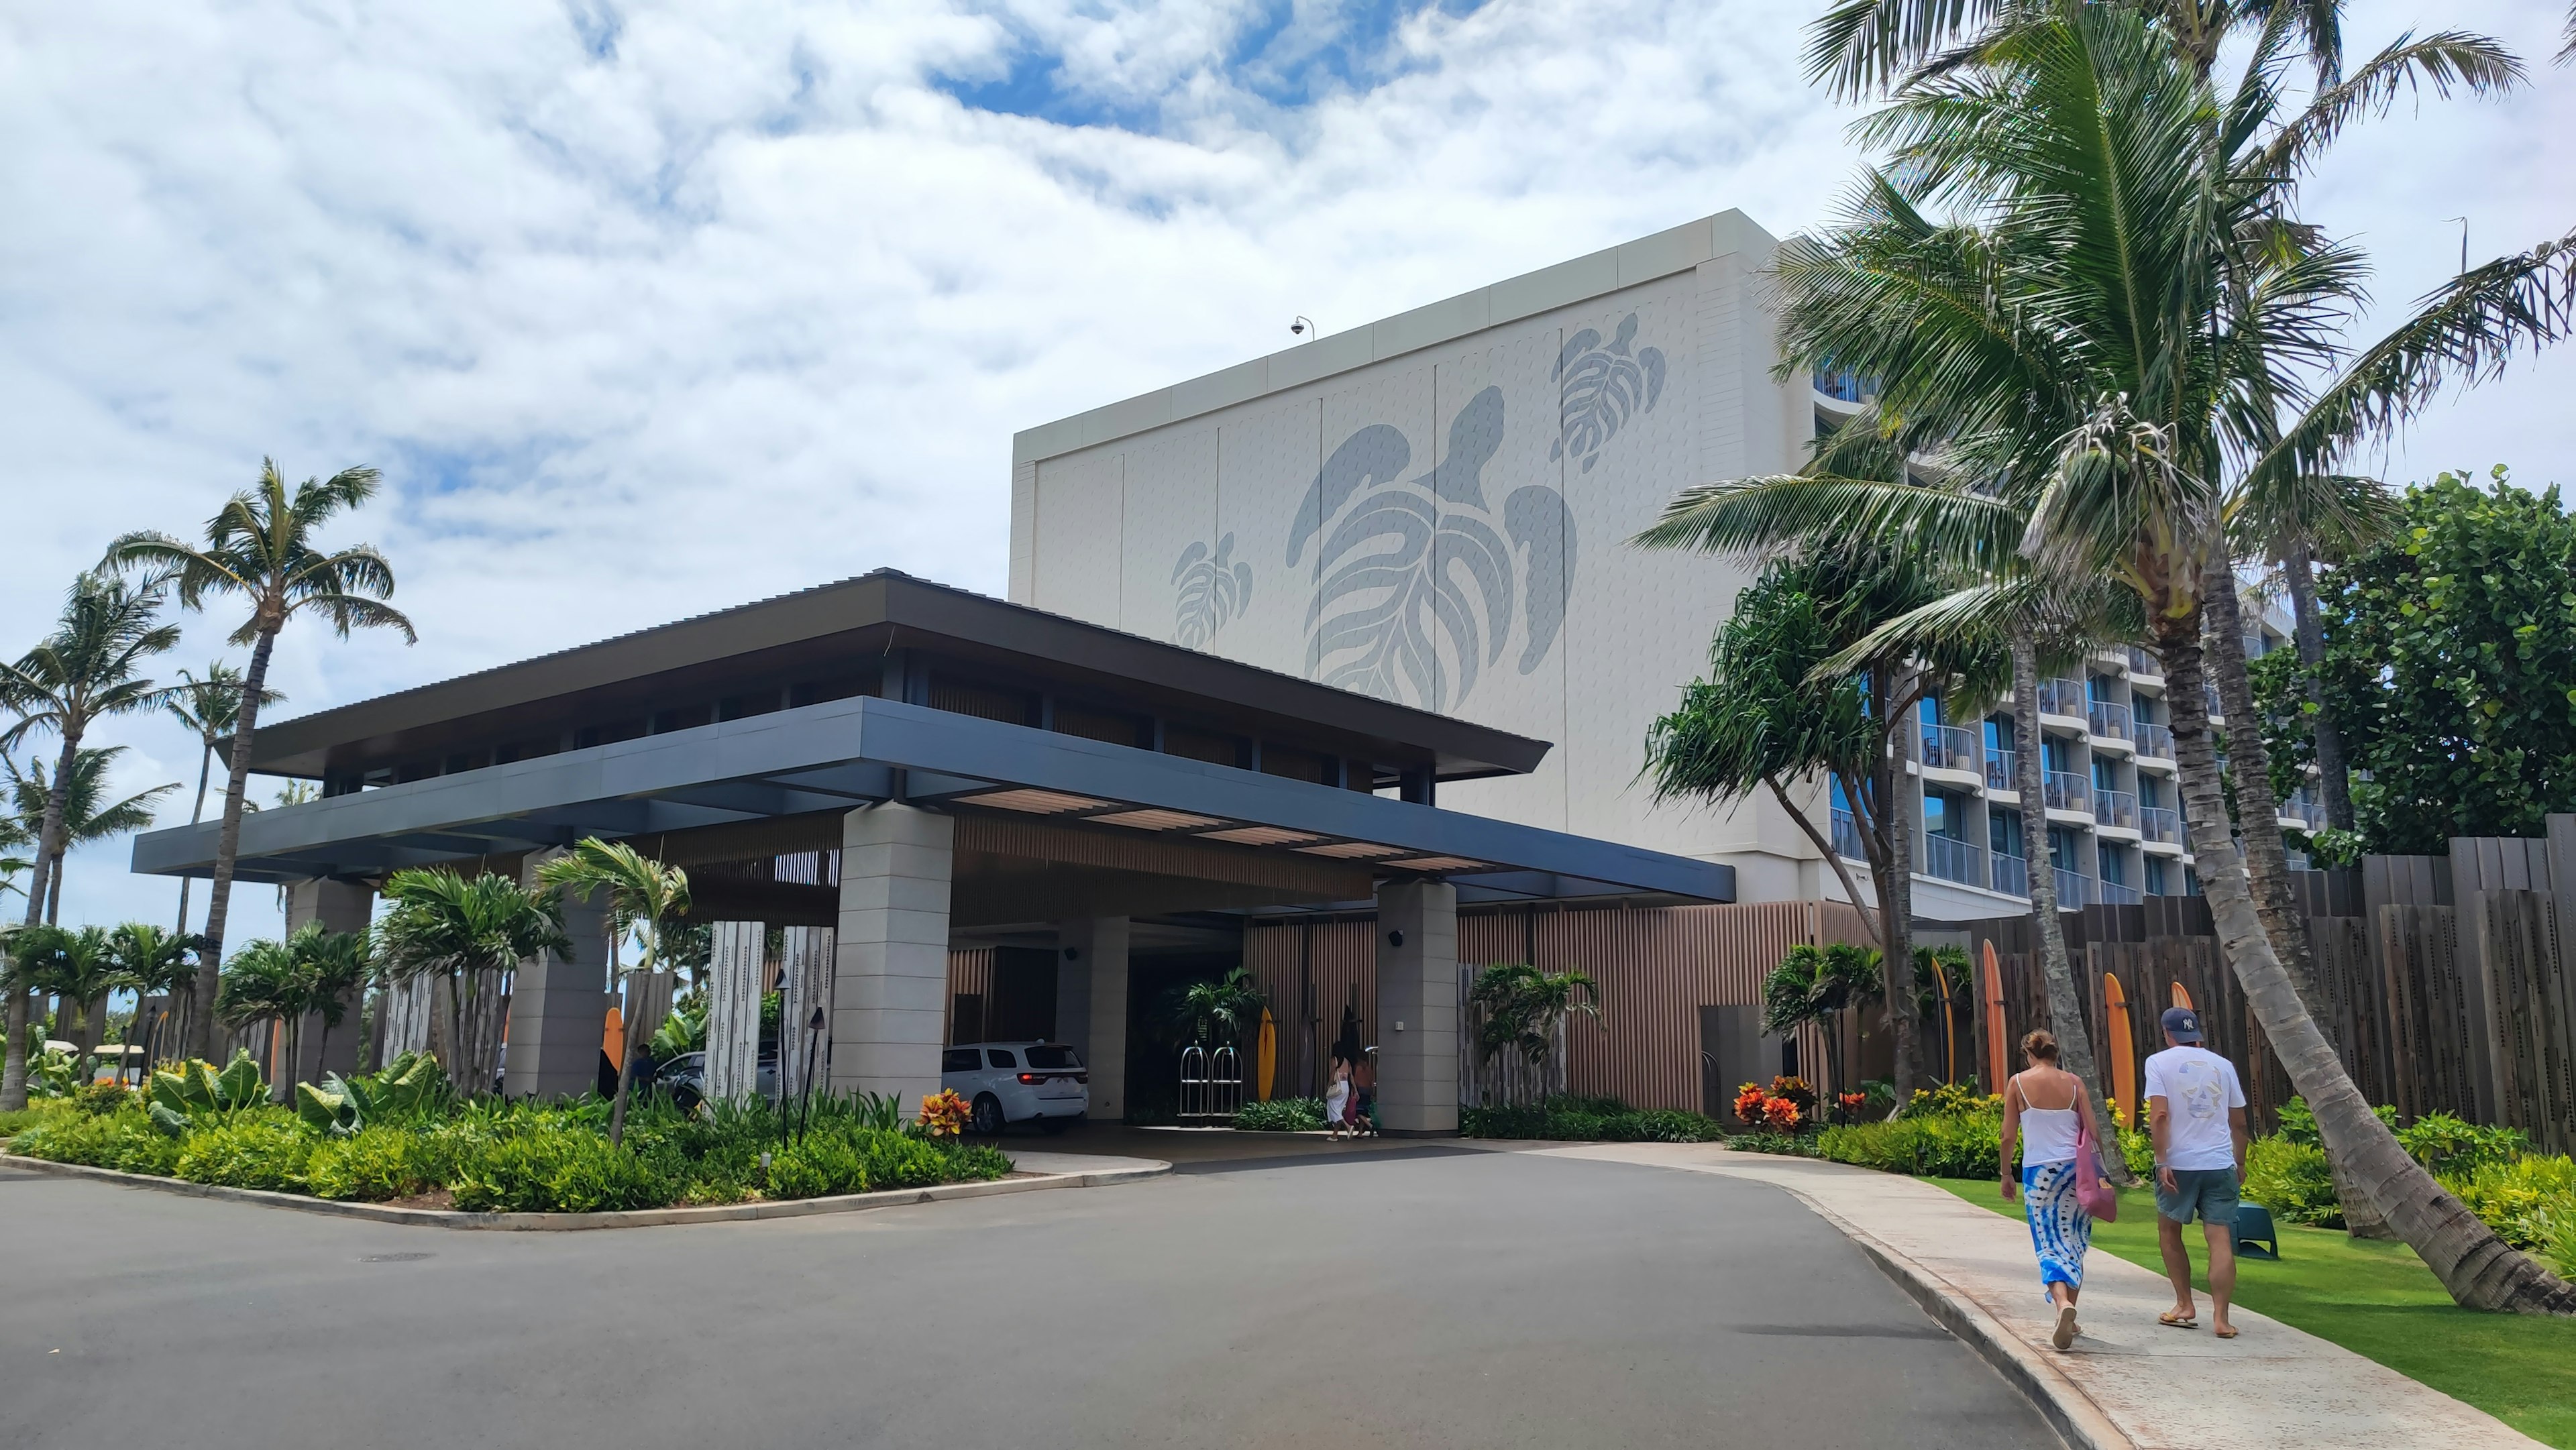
[1244,919,1376,1103]
[945,948,994,1046]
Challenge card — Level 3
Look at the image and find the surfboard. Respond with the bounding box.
[1980,940,2010,1095]
[2104,972,2137,1128]
[1256,1009,1277,1102]
[2171,980,2194,1011]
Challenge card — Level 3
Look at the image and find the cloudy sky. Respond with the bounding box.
[6,0,2572,939]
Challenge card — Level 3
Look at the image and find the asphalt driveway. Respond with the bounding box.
[0,1150,2057,1449]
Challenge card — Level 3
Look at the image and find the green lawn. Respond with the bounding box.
[1928,1178,2576,1447]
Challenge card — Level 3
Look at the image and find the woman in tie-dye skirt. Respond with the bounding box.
[2000,1029,2096,1351]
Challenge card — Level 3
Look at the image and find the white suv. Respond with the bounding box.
[942,1042,1088,1135]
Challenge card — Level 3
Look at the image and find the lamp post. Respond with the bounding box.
[795,1003,825,1144]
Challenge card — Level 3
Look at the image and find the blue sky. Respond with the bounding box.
[3,0,2572,939]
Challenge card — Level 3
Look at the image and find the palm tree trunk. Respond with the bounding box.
[2282,534,2355,832]
[2155,614,2574,1313]
[1877,667,1922,1096]
[190,628,276,1060]
[2012,633,2132,1180]
[2200,570,2387,1235]
[175,740,214,937]
[0,732,83,1110]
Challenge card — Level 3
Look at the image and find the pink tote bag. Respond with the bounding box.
[2075,1115,2119,1221]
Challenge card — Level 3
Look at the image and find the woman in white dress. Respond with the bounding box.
[1322,1056,1353,1139]
[2000,1029,2098,1351]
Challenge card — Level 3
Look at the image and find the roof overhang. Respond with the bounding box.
[135,694,1729,907]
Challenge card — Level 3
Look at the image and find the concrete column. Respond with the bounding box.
[828,803,953,1105]
[1058,917,1129,1120]
[1375,879,1459,1137]
[504,849,612,1100]
[283,878,374,1083]
[704,920,765,1102]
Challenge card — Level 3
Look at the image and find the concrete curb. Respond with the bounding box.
[1,1150,1171,1231]
[1734,1173,2135,1450]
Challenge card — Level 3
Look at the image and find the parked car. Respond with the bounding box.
[653,1050,777,1110]
[942,1042,1087,1134]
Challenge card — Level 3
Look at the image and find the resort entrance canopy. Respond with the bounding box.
[131,571,1728,912]
[130,571,1729,1133]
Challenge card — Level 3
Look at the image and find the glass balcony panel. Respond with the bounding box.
[1831,807,1868,862]
[1991,852,2030,897]
[2094,788,2137,830]
[2139,805,2181,844]
[1813,367,1869,402]
[2038,678,2086,718]
[1923,833,1985,887]
[2098,880,2143,905]
[1922,724,1982,773]
[2043,770,2090,813]
[2087,700,2132,740]
[2126,645,2161,677]
[2135,722,2174,759]
[1984,746,2019,793]
[2053,867,2092,906]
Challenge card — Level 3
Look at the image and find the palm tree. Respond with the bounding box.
[1762,943,1885,1111]
[12,925,132,1064]
[375,868,569,1103]
[1,747,180,923]
[535,839,690,1144]
[103,922,196,1076]
[214,938,305,1093]
[0,572,180,1109]
[282,922,370,1084]
[1466,963,1603,1103]
[1692,1,2575,1309]
[107,460,413,1061]
[162,663,282,938]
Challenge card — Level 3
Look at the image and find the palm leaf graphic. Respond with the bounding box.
[1550,313,1668,473]
[1172,533,1254,649]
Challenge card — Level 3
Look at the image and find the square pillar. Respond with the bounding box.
[1375,879,1458,1136]
[704,921,765,1103]
[829,803,953,1105]
[1058,917,1129,1120]
[777,926,836,1103]
[505,849,612,1100]
[284,878,374,1083]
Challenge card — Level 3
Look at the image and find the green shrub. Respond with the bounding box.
[304,1126,451,1201]
[2244,1137,2342,1225]
[2271,1096,2399,1148]
[1234,1098,1328,1131]
[1818,1109,2002,1179]
[0,1100,77,1140]
[941,1141,1012,1181]
[174,1115,318,1190]
[1725,1131,1819,1157]
[13,1107,184,1175]
[2398,1113,2528,1178]
[860,1130,951,1191]
[1458,1099,1725,1143]
[449,1125,673,1213]
[2447,1154,2576,1251]
[75,1080,133,1116]
[768,1133,867,1198]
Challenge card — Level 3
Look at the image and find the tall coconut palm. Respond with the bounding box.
[375,868,569,1101]
[0,573,179,1109]
[1688,1,2575,1309]
[1,747,180,924]
[106,461,413,1061]
[103,922,197,1076]
[162,663,283,938]
[535,839,689,1145]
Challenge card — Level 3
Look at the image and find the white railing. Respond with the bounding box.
[2088,700,2132,741]
[2126,645,2161,677]
[2039,677,2086,718]
[1985,746,2019,793]
[2044,771,2090,813]
[1923,834,1985,888]
[1831,807,1868,861]
[2054,867,2091,906]
[2135,722,2174,759]
[2094,788,2138,830]
[1814,367,1869,402]
[1992,852,2031,897]
[2098,880,2143,905]
[2140,805,2181,844]
[1922,723,1982,774]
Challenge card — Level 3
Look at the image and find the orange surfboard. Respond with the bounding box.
[1980,941,2009,1095]
[2104,972,2137,1128]
[1255,1009,1277,1102]
[2170,981,2194,1011]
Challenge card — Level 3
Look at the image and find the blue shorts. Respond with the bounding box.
[2155,1166,2240,1225]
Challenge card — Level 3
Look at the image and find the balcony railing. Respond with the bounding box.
[1921,724,1982,774]
[2087,700,2132,741]
[2098,880,2143,905]
[1814,367,1870,403]
[1831,807,1867,862]
[2135,722,2174,759]
[2039,677,2086,718]
[2044,770,2090,813]
[1992,852,2031,897]
[2053,867,2091,906]
[2094,788,2138,831]
[2278,793,2325,830]
[2140,805,2181,844]
[1923,833,1984,888]
[1984,746,2019,793]
[2126,645,2161,677]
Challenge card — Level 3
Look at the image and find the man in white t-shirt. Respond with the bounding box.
[2145,1006,2250,1339]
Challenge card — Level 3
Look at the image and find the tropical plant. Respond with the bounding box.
[1466,963,1601,1103]
[1159,965,1267,1049]
[214,938,306,1095]
[295,1049,449,1137]
[918,1088,971,1141]
[0,571,179,1109]
[159,663,281,940]
[373,869,568,1097]
[286,922,371,1083]
[0,748,179,924]
[7,924,129,1062]
[1171,535,1254,649]
[534,837,689,1145]
[1680,0,2576,1308]
[144,1050,271,1135]
[1760,944,1884,1109]
[102,922,195,1074]
[106,459,413,1062]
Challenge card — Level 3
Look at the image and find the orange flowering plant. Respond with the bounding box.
[1733,1082,1769,1126]
[1837,1091,1867,1121]
[919,1089,972,1140]
[1762,1095,1802,1130]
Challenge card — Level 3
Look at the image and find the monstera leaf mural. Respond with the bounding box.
[1172,533,1253,648]
[1288,387,1576,712]
[1551,313,1666,473]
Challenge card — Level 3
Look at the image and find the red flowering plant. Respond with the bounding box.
[1768,1075,1815,1113]
[918,1089,972,1141]
[1762,1095,1803,1130]
[1837,1091,1867,1123]
[1733,1082,1770,1127]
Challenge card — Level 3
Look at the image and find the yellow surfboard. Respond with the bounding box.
[1256,1009,1277,1102]
[2104,972,2137,1129]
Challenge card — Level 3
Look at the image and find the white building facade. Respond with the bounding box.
[1010,212,2286,921]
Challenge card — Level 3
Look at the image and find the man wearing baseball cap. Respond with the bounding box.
[2144,1005,2250,1338]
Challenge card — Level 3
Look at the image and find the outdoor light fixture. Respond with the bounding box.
[1291,315,1316,337]
[1063,946,1081,961]
[1387,929,1405,948]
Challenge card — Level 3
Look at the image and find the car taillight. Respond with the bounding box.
[1073,1072,1088,1083]
[1018,1072,1044,1084]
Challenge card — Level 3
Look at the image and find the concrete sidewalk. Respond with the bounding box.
[1505,1143,2540,1450]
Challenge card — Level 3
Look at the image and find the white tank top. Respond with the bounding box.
[2013,1074,2081,1165]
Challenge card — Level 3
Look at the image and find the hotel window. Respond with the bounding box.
[2097,842,2130,887]
[2145,856,2171,895]
[1923,788,1970,840]
[1989,809,2025,860]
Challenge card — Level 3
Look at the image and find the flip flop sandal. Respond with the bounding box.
[2214,1325,2239,1339]
[2158,1310,2198,1329]
[2052,1304,2079,1350]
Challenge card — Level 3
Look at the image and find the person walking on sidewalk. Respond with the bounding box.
[2000,1029,2096,1350]
[2146,1006,2251,1339]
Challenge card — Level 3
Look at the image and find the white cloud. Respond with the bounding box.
[3,0,2569,936]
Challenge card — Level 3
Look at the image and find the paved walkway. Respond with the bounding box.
[1497,1143,2541,1450]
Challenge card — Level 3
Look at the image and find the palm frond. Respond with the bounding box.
[2259,31,2524,180]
